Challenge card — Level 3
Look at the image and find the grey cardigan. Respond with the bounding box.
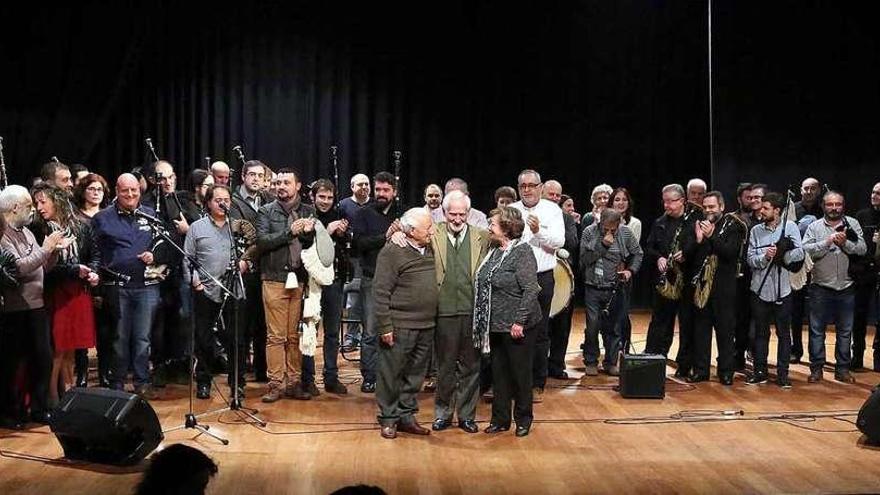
[483,242,542,332]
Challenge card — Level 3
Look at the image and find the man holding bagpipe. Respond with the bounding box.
[747,192,805,388]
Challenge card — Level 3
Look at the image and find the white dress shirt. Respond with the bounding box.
[510,198,565,273]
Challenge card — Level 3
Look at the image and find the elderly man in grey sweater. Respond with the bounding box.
[374,208,438,439]
[579,208,643,376]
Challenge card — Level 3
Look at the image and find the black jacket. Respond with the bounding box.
[645,208,703,281]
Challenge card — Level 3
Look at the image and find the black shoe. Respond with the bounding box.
[98,375,111,388]
[789,355,802,364]
[808,369,823,383]
[304,382,321,397]
[0,416,24,430]
[776,375,792,389]
[197,383,211,399]
[324,381,348,395]
[30,410,51,425]
[548,370,570,380]
[360,381,376,393]
[719,374,734,386]
[484,423,510,434]
[459,420,479,433]
[673,367,691,379]
[432,418,453,431]
[283,382,312,400]
[834,371,856,384]
[76,373,88,388]
[515,424,531,437]
[151,364,168,388]
[745,372,768,385]
[686,373,710,383]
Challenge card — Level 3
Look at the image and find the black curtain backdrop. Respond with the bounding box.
[2,1,877,307]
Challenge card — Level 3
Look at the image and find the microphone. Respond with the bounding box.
[145,137,159,161]
[392,150,402,162]
[219,202,230,213]
[134,208,164,225]
[99,266,131,283]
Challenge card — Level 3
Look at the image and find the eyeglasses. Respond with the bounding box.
[86,186,104,193]
[245,171,265,178]
[518,182,541,190]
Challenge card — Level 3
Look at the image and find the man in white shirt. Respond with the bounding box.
[510,169,565,400]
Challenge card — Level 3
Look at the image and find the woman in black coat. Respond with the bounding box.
[473,206,541,437]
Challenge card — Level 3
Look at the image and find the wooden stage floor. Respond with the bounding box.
[1,311,879,494]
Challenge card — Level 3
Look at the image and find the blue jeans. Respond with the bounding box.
[808,285,855,372]
[359,276,378,383]
[302,280,343,385]
[111,285,160,389]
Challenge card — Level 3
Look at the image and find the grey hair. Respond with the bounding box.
[399,207,431,233]
[822,190,845,204]
[590,184,613,206]
[441,190,471,212]
[687,178,707,192]
[444,177,469,195]
[517,169,541,185]
[350,173,369,188]
[600,207,621,225]
[0,185,31,213]
[662,183,685,198]
[210,161,230,173]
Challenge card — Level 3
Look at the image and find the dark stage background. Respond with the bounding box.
[1,1,877,307]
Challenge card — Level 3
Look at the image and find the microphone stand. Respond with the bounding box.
[198,209,266,427]
[146,216,233,445]
[392,150,402,207]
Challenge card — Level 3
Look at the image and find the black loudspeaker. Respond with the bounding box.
[49,387,164,465]
[618,353,666,399]
[857,386,880,444]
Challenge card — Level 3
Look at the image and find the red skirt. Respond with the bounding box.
[48,279,96,351]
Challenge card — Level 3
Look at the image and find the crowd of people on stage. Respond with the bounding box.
[1,158,878,438]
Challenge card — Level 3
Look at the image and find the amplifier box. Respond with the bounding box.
[618,353,666,399]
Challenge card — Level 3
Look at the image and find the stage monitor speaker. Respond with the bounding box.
[49,387,164,465]
[618,353,666,399]
[857,386,880,444]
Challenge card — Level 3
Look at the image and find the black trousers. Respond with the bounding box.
[751,294,792,376]
[434,315,481,422]
[790,287,807,358]
[0,309,52,419]
[491,328,536,428]
[532,270,554,389]
[242,272,267,378]
[734,276,753,366]
[852,280,879,360]
[548,302,574,375]
[692,293,736,377]
[192,290,246,388]
[645,286,695,371]
[151,275,186,365]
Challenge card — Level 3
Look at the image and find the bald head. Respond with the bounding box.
[116,173,141,211]
[211,161,231,186]
[801,177,820,204]
[155,160,176,193]
[350,173,370,202]
[543,180,562,203]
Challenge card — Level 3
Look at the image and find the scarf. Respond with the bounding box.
[472,239,519,354]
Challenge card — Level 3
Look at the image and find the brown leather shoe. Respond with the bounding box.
[380,424,397,439]
[834,371,856,384]
[283,382,312,400]
[398,420,430,435]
